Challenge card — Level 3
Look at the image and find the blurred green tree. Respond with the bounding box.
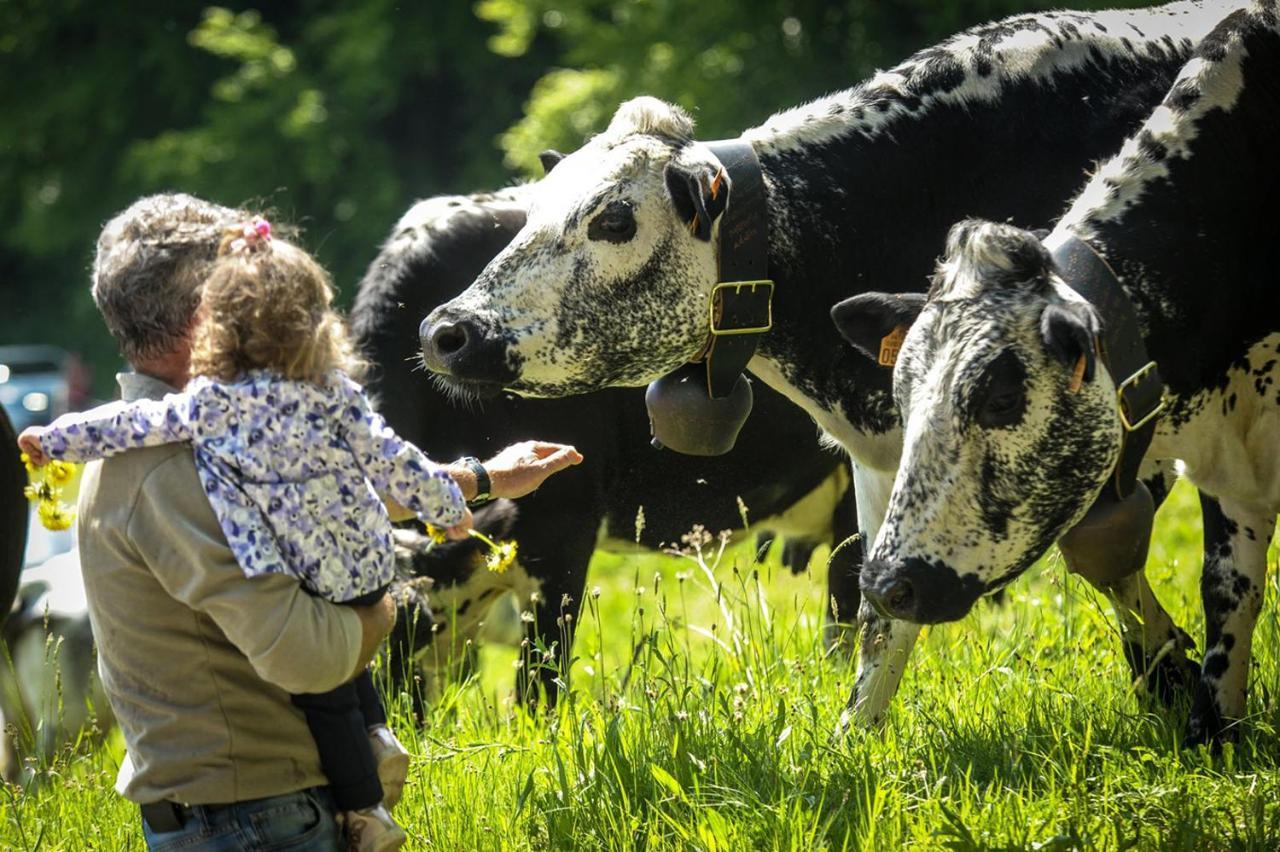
[0,0,552,392]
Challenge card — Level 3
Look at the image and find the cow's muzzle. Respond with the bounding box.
[860,556,985,624]
[420,309,518,389]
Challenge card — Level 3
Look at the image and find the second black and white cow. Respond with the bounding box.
[351,189,858,704]
[419,2,1236,725]
[839,0,1278,744]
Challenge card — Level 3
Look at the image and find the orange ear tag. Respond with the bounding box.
[709,167,726,200]
[878,326,907,367]
[1068,353,1087,393]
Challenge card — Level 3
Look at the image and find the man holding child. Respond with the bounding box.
[20,194,581,850]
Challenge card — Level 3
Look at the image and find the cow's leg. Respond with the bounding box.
[823,476,862,655]
[385,582,437,721]
[1186,496,1273,746]
[844,604,920,729]
[516,532,597,710]
[844,463,919,728]
[1083,463,1197,706]
[780,538,818,574]
[1097,571,1198,706]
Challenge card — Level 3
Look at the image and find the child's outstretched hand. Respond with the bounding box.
[17,428,48,467]
[444,506,473,541]
[483,441,583,500]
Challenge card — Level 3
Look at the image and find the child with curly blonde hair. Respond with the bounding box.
[23,219,466,850]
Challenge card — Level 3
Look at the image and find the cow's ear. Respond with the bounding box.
[539,150,565,175]
[664,160,729,241]
[1040,300,1099,386]
[831,292,927,364]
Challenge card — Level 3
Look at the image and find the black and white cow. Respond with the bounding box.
[419,2,1236,725]
[838,1,1279,744]
[1,407,27,625]
[351,189,859,704]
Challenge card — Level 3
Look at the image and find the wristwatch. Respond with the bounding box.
[460,456,492,505]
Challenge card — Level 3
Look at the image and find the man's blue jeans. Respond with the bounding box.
[142,787,342,850]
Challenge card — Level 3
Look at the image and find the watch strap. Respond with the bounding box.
[460,456,492,504]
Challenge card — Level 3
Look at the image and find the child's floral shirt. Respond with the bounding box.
[40,370,465,602]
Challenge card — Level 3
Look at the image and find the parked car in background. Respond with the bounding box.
[0,345,90,565]
[0,345,91,432]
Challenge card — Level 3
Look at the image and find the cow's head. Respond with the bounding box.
[832,220,1123,624]
[421,97,729,397]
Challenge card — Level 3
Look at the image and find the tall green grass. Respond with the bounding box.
[4,481,1279,850]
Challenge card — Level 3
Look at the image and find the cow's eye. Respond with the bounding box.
[978,389,1025,428]
[973,350,1027,429]
[588,201,637,243]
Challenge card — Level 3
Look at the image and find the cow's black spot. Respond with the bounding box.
[1202,649,1230,679]
[913,54,967,97]
[1168,80,1200,111]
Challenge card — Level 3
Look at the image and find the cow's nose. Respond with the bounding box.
[861,555,986,624]
[428,319,471,356]
[420,315,479,373]
[882,577,915,617]
[861,559,919,621]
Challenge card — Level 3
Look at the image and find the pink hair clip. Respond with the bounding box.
[229,218,272,254]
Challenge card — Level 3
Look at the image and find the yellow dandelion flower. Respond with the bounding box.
[19,453,36,475]
[46,460,76,486]
[37,501,75,532]
[423,524,448,545]
[484,541,518,574]
[23,481,55,503]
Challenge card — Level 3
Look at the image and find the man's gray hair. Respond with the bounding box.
[92,193,247,363]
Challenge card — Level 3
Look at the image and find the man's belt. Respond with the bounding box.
[142,800,201,833]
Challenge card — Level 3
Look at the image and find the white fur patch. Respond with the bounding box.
[1153,334,1280,513]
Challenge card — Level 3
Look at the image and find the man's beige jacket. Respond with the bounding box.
[77,372,362,805]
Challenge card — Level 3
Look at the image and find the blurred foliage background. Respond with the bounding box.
[1,0,1145,395]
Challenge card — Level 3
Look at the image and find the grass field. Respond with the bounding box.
[4,480,1280,850]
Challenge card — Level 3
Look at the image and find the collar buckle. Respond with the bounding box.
[708,280,774,337]
[1115,360,1167,433]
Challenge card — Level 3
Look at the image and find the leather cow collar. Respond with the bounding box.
[695,139,775,399]
[644,139,774,456]
[1046,231,1167,500]
[1049,231,1169,587]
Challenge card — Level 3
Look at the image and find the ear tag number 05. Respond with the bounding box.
[878,326,907,367]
